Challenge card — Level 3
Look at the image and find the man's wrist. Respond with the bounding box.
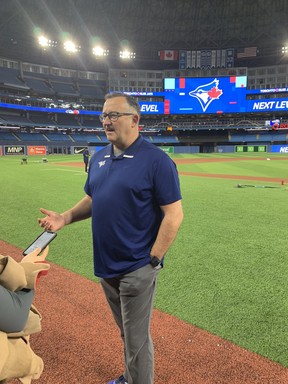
[61,212,71,226]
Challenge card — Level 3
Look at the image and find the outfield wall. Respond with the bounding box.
[1,144,288,156]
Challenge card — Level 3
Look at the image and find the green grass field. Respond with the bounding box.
[1,152,288,366]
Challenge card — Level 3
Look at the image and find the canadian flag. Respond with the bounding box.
[159,50,179,61]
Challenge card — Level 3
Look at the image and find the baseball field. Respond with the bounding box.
[1,152,288,383]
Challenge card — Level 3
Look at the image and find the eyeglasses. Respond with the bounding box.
[99,112,134,123]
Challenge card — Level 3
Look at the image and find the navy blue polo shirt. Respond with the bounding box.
[84,135,182,278]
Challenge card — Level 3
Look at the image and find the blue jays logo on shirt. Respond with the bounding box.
[98,160,106,168]
[189,78,223,112]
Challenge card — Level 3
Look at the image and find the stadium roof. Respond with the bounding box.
[1,0,288,71]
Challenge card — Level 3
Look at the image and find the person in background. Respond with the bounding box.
[83,148,90,172]
[0,246,50,383]
[38,92,183,384]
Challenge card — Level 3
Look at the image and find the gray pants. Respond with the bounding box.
[100,263,160,384]
[0,286,34,333]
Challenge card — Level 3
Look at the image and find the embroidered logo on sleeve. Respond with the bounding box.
[98,160,106,168]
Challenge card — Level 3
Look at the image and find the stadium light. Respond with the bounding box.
[38,36,48,48]
[281,46,288,54]
[37,35,58,48]
[120,50,136,59]
[63,40,80,53]
[92,46,109,57]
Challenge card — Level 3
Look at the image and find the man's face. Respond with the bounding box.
[102,96,139,150]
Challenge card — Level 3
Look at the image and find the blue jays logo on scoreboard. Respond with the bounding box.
[188,78,223,112]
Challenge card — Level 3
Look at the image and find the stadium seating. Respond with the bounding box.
[81,118,102,129]
[50,81,79,97]
[44,133,73,142]
[0,114,34,126]
[149,135,179,143]
[0,62,287,152]
[0,67,29,90]
[56,114,81,128]
[77,79,106,99]
[229,132,287,143]
[70,133,105,144]
[24,77,55,95]
[0,131,19,141]
[16,132,48,142]
[28,113,58,127]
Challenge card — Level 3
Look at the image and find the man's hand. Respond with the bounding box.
[38,196,92,231]
[38,208,66,232]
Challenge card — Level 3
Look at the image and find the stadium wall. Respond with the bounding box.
[1,144,288,157]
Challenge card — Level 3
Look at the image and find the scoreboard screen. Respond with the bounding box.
[164,76,247,114]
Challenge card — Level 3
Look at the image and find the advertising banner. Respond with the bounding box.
[271,145,288,153]
[160,147,174,154]
[27,146,46,155]
[235,145,266,153]
[4,146,25,155]
[73,146,88,155]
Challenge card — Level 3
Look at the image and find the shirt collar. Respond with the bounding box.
[104,135,143,159]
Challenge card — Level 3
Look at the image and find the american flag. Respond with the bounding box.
[237,47,257,59]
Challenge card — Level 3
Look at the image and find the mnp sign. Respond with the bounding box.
[271,145,288,153]
[5,146,25,155]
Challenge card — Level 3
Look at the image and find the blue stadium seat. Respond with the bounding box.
[16,132,48,142]
[0,67,29,90]
[24,77,55,95]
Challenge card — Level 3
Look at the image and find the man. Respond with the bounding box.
[83,148,90,173]
[38,93,183,384]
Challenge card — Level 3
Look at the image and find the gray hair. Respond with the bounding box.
[104,92,141,117]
